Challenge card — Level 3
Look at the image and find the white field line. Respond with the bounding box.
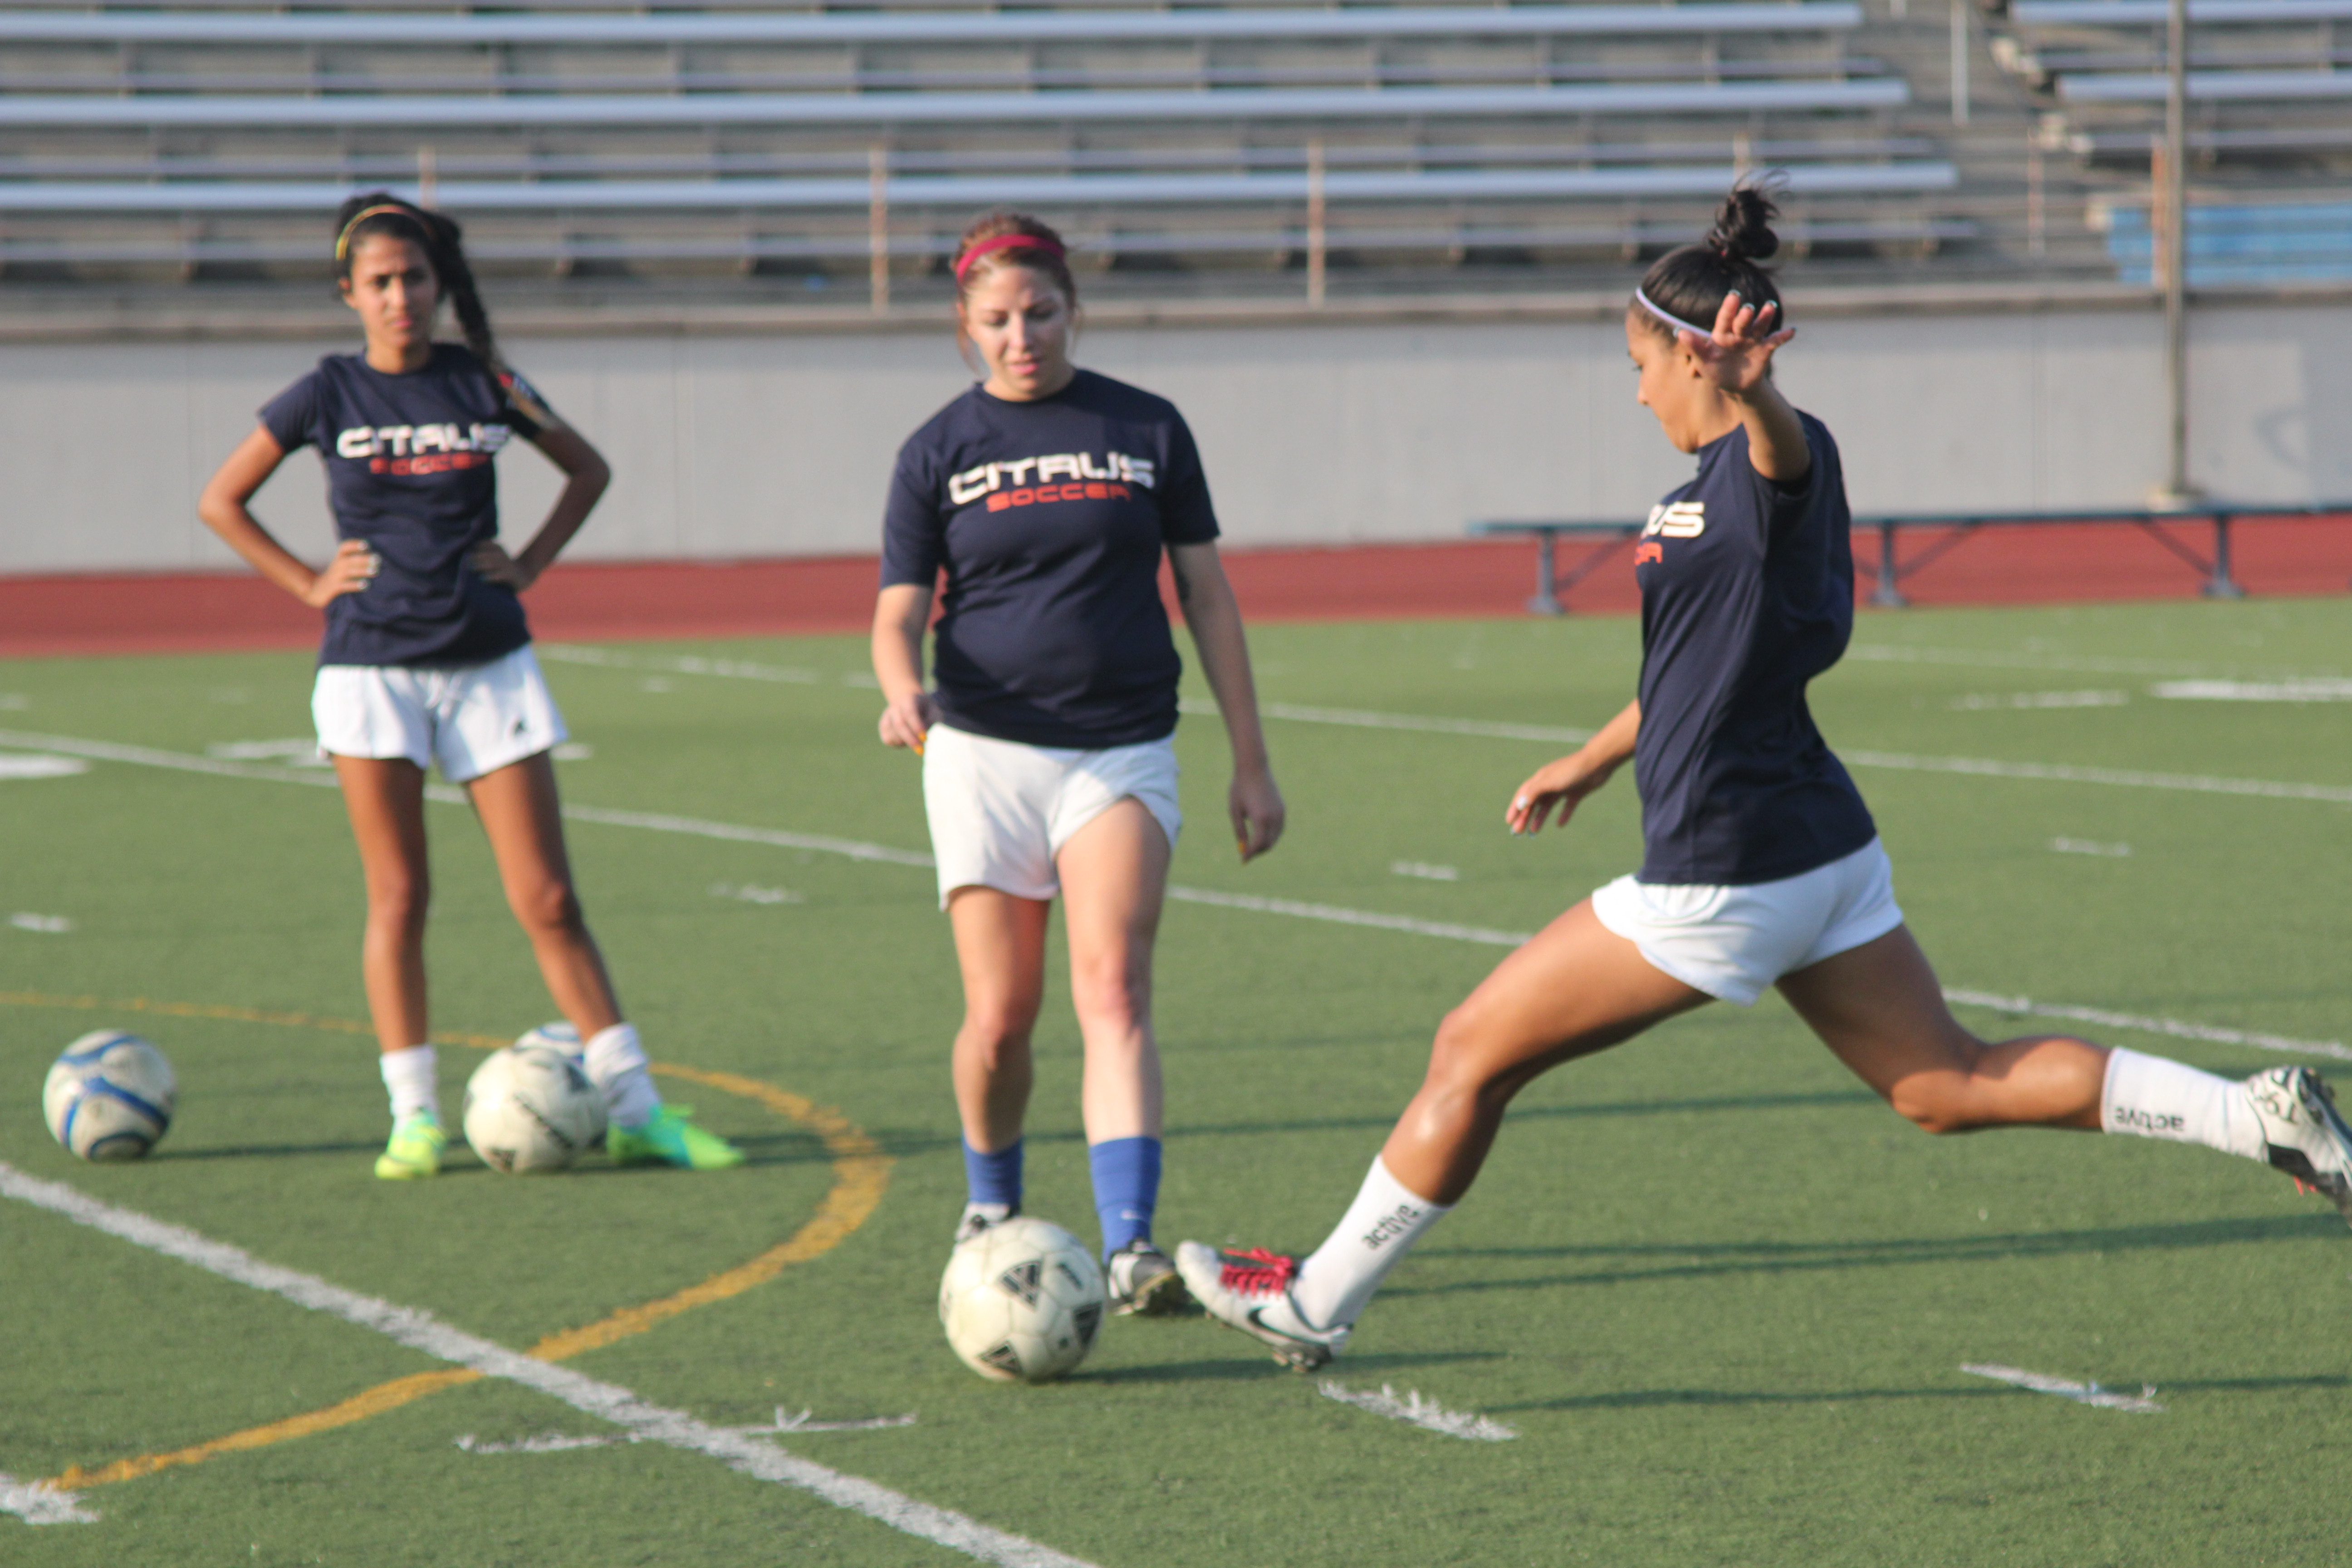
[0,1474,98,1526]
[538,644,828,686]
[1942,989,2352,1064]
[0,1162,1091,1567]
[1960,1363,2164,1414]
[457,1408,917,1454]
[1845,644,2287,679]
[8,727,2346,1063]
[2153,678,2352,703]
[1317,1382,1518,1441]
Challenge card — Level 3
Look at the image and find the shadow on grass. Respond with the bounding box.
[1489,1372,2352,1413]
[1083,1349,1502,1385]
[861,1088,1886,1161]
[154,1140,386,1161]
[1393,1213,2329,1298]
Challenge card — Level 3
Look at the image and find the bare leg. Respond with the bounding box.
[946,887,1050,1152]
[332,755,433,1055]
[1054,799,1171,1144]
[1775,925,2107,1132]
[466,752,621,1037]
[1381,900,1710,1205]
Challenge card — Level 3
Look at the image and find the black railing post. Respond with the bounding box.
[1869,518,1909,608]
[2203,512,2246,598]
[1528,528,1564,615]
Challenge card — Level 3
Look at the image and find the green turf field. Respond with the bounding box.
[4,598,2351,1567]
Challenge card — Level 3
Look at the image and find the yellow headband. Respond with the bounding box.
[334,202,423,262]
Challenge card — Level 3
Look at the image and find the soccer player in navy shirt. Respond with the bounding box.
[1179,185,2352,1368]
[873,211,1286,1316]
[196,193,741,1179]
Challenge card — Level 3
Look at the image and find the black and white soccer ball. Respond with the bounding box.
[512,1021,607,1147]
[461,1042,602,1174]
[939,1216,1107,1384]
[44,1030,176,1160]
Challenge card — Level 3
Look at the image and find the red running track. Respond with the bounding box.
[3,519,2349,658]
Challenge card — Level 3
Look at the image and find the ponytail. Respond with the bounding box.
[1632,180,1787,340]
[330,191,504,376]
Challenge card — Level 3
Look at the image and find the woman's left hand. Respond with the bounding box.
[1230,764,1286,862]
[1680,292,1796,400]
[471,541,539,592]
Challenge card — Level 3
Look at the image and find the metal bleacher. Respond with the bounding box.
[1989,0,2352,285]
[4,0,2319,308]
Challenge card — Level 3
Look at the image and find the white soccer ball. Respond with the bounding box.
[44,1030,177,1161]
[513,1021,606,1147]
[939,1216,1107,1384]
[461,1043,603,1174]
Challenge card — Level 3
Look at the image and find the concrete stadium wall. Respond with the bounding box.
[4,300,2348,574]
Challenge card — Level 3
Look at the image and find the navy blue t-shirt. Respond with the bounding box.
[880,369,1220,748]
[259,344,547,667]
[1630,412,1877,886]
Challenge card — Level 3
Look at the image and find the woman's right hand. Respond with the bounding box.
[302,539,380,608]
[1504,752,1617,836]
[878,689,941,751]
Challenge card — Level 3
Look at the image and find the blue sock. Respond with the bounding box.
[962,1138,1022,1209]
[1088,1136,1162,1259]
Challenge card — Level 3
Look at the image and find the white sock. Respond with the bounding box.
[379,1045,438,1123]
[1291,1156,1453,1332]
[583,1022,662,1131]
[2102,1048,2264,1160]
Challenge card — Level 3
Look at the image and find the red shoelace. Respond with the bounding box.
[1219,1247,1298,1295]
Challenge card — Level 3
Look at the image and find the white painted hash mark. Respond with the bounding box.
[8,725,2346,1067]
[0,1474,97,1525]
[0,1164,1091,1568]
[0,752,89,779]
[2152,678,2352,703]
[1948,691,2128,710]
[1390,861,1462,882]
[9,913,72,934]
[1318,1382,1518,1441]
[1960,1364,2164,1413]
[2050,838,2132,858]
[458,1408,918,1454]
[711,882,804,906]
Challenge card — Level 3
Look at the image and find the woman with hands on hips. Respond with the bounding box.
[197,192,741,1181]
[873,209,1283,1318]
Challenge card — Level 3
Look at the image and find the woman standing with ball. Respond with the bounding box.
[1176,185,2352,1367]
[874,211,1285,1315]
[197,193,740,1179]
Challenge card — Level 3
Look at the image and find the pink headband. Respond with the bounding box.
[953,233,1065,282]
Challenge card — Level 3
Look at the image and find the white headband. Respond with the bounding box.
[1634,287,1712,338]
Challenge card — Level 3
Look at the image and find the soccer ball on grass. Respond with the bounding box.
[462,1038,603,1174]
[44,1030,177,1161]
[939,1216,1107,1383]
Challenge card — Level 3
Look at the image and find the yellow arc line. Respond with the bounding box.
[3,990,891,1493]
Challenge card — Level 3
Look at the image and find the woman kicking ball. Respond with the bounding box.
[1175,185,2352,1367]
[198,193,741,1179]
[873,211,1284,1315]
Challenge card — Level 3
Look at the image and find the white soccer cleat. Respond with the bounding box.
[2246,1067,2352,1226]
[1174,1240,1350,1372]
[1106,1240,1195,1318]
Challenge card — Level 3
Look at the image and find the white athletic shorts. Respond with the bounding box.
[1589,838,1904,1006]
[311,644,567,784]
[921,722,1182,907]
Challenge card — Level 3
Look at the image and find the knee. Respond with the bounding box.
[1887,1078,1972,1136]
[510,877,585,937]
[958,1014,1034,1076]
[1068,954,1149,1035]
[1426,1001,1502,1099]
[367,872,430,935]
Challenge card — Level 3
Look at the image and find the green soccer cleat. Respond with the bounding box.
[608,1105,745,1171]
[374,1111,447,1181]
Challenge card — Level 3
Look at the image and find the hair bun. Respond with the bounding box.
[1705,184,1782,264]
